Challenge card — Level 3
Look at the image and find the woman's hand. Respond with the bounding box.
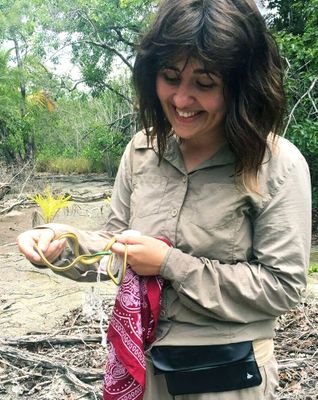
[17,228,66,265]
[111,235,170,276]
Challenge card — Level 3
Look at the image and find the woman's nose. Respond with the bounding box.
[173,85,195,109]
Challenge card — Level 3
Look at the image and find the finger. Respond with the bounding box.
[17,230,64,265]
[111,241,129,256]
[114,234,147,245]
[43,239,66,259]
[17,231,42,262]
[37,229,56,252]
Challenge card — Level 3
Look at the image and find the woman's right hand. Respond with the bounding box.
[17,228,66,265]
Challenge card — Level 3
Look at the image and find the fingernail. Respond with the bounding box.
[33,252,41,262]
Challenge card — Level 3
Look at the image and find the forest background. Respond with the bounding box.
[0,0,317,204]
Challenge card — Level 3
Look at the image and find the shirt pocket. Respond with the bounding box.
[183,182,239,230]
[130,174,168,218]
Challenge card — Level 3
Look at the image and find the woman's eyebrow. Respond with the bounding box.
[161,65,179,71]
[161,66,218,78]
[193,68,217,76]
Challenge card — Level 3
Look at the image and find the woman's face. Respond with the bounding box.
[156,58,226,146]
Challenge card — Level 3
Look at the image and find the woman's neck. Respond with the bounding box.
[179,135,226,172]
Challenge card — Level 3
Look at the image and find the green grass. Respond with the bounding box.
[35,155,119,175]
[36,157,93,174]
[309,262,318,274]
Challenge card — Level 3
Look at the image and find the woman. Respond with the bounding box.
[18,0,311,399]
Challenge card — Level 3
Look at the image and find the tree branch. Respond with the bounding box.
[102,82,134,104]
[60,78,86,92]
[111,27,135,48]
[283,78,317,137]
[74,9,133,70]
[81,40,133,71]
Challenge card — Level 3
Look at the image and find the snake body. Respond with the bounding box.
[34,232,127,285]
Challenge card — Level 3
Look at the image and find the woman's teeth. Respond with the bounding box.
[176,109,198,118]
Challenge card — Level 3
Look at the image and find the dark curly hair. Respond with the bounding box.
[133,0,285,189]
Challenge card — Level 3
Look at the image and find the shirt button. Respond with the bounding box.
[160,309,166,317]
[182,176,187,183]
[171,209,178,217]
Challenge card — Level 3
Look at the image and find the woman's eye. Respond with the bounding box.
[163,73,179,84]
[197,81,216,89]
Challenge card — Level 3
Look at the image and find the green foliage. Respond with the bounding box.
[33,81,134,175]
[267,0,318,206]
[266,0,308,34]
[0,1,63,162]
[0,50,30,161]
[308,262,318,275]
[0,0,150,166]
[80,127,125,175]
[40,0,158,95]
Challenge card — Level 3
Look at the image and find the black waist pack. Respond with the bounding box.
[150,341,262,395]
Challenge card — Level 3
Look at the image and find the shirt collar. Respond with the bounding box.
[134,131,235,172]
[164,135,235,171]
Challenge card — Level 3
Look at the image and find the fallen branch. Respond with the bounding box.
[64,370,102,400]
[26,379,52,396]
[0,371,44,386]
[275,345,318,357]
[0,344,103,382]
[69,190,112,203]
[0,354,102,399]
[0,334,102,346]
[278,360,309,370]
[0,198,27,215]
[27,324,104,336]
[0,242,16,248]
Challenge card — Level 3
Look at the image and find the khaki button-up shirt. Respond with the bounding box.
[47,131,311,346]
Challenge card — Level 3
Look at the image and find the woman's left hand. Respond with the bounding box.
[111,235,170,276]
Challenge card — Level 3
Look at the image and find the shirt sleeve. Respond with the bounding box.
[35,140,133,282]
[160,151,312,323]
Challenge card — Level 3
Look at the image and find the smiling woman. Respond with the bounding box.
[17,1,312,400]
[156,58,227,170]
[134,0,285,192]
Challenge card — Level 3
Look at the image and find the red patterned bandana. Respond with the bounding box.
[103,238,171,400]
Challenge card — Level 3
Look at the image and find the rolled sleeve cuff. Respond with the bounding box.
[160,247,192,289]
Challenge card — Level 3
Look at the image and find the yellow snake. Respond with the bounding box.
[34,232,127,285]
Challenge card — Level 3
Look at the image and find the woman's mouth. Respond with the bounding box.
[175,108,202,119]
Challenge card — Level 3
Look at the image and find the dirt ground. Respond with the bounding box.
[0,172,317,399]
[0,174,117,338]
[0,173,118,399]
